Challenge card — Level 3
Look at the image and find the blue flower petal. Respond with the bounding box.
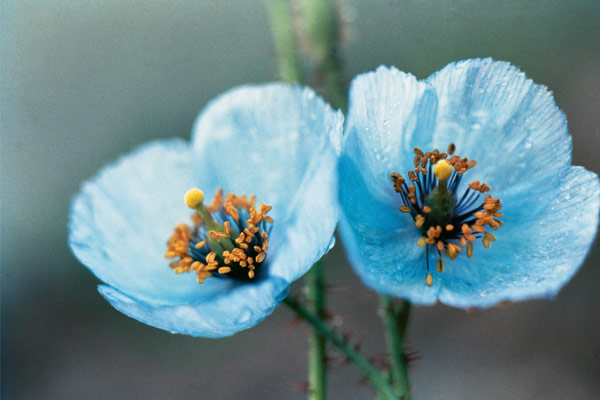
[191,83,342,222]
[69,139,234,306]
[426,58,572,191]
[98,275,290,337]
[340,60,598,307]
[338,216,440,305]
[191,83,343,282]
[268,137,339,282]
[344,66,434,204]
[438,166,599,308]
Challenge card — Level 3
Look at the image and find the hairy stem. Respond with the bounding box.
[379,295,412,399]
[306,262,327,399]
[284,296,398,399]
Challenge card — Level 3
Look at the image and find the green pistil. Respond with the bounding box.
[424,183,455,229]
[424,160,455,229]
[192,202,236,254]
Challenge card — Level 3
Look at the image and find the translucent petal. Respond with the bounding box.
[341,60,598,307]
[69,139,234,306]
[426,58,572,192]
[98,275,290,337]
[338,216,440,305]
[191,83,343,282]
[438,166,599,308]
[268,138,339,282]
[344,66,434,206]
[191,83,343,224]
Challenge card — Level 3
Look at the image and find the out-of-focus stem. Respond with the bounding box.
[266,0,302,83]
[306,262,327,399]
[379,295,412,399]
[300,0,346,111]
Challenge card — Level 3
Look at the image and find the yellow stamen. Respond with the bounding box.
[447,143,456,155]
[415,214,425,228]
[472,225,485,233]
[436,257,444,273]
[394,145,505,287]
[436,241,444,251]
[426,273,433,286]
[484,232,496,242]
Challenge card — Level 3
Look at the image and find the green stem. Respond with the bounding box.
[284,297,398,400]
[379,295,412,399]
[266,3,328,397]
[306,262,327,399]
[299,0,346,110]
[266,0,302,83]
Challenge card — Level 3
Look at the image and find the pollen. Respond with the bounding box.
[166,188,273,285]
[426,273,433,287]
[390,143,504,286]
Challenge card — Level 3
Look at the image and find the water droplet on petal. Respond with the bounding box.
[235,309,252,324]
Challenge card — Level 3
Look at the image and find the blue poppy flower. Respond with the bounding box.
[69,83,343,337]
[338,58,599,308]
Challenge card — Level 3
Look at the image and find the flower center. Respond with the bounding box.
[165,188,272,284]
[390,144,503,287]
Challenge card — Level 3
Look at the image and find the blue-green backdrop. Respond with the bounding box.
[3,1,599,398]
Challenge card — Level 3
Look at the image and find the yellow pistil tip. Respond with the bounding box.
[184,188,204,209]
[433,160,452,180]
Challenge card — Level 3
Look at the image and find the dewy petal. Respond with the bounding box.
[98,275,290,337]
[338,217,440,305]
[340,59,598,307]
[69,139,234,306]
[344,66,434,207]
[191,83,343,282]
[426,58,572,192]
[438,166,599,308]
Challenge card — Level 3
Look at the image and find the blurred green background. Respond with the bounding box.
[2,1,599,398]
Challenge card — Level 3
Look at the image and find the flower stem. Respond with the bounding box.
[299,0,346,111]
[379,295,412,399]
[266,3,329,397]
[266,0,302,83]
[306,262,327,399]
[284,296,398,400]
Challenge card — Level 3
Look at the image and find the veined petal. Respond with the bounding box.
[69,139,234,306]
[344,66,434,204]
[340,59,598,308]
[438,166,599,308]
[426,58,572,192]
[338,216,440,305]
[98,275,290,337]
[191,83,343,225]
[268,137,339,282]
